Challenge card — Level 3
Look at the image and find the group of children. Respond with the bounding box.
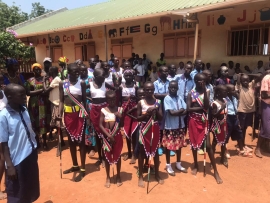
[0,56,268,201]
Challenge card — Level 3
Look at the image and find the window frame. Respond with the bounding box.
[74,41,96,62]
[46,45,63,62]
[227,23,270,56]
[163,31,201,59]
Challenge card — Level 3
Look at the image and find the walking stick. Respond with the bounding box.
[58,127,62,179]
[203,112,208,177]
[251,112,255,141]
[224,109,228,168]
[111,144,116,184]
[147,117,154,194]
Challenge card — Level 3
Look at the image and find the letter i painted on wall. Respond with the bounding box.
[207,15,215,26]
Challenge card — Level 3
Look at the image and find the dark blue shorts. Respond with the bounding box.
[238,112,253,129]
[226,115,243,143]
[6,149,40,203]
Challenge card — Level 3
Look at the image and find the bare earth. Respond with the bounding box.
[1,127,270,203]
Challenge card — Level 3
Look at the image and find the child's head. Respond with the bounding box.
[123,69,134,83]
[220,66,229,78]
[0,74,5,90]
[244,65,250,71]
[152,66,157,73]
[32,63,42,77]
[206,63,211,69]
[179,61,184,68]
[143,81,154,98]
[75,59,82,67]
[158,66,168,78]
[215,84,228,99]
[236,63,240,69]
[184,63,193,76]
[203,69,212,84]
[106,90,116,107]
[168,64,176,75]
[67,63,80,79]
[89,58,95,69]
[80,64,88,78]
[235,67,241,74]
[93,68,105,84]
[194,59,203,70]
[194,73,206,90]
[168,81,178,96]
[137,88,145,100]
[240,74,249,88]
[114,57,119,66]
[49,66,59,77]
[101,62,110,72]
[258,60,263,68]
[123,61,131,70]
[112,74,122,87]
[226,84,235,97]
[4,83,26,105]
[228,61,234,68]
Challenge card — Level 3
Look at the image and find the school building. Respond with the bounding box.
[10,0,270,73]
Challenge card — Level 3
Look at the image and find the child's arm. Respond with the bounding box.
[57,81,64,120]
[155,103,163,121]
[99,111,113,141]
[2,143,17,180]
[211,102,226,117]
[105,83,116,90]
[126,106,138,120]
[26,80,43,96]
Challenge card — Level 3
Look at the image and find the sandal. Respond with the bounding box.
[238,150,248,157]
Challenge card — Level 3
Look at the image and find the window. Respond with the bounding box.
[74,42,95,61]
[163,31,201,58]
[46,46,63,62]
[111,38,133,62]
[228,25,270,56]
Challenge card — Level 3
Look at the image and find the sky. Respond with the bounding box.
[3,0,108,13]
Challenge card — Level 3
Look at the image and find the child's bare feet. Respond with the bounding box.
[129,155,136,164]
[191,165,198,175]
[138,176,145,188]
[214,171,223,184]
[116,176,122,187]
[155,174,164,185]
[105,177,110,188]
[123,154,132,161]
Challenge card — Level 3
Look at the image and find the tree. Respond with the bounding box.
[29,2,52,19]
[0,30,35,66]
[0,1,28,31]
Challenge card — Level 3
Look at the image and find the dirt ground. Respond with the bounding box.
[1,127,270,203]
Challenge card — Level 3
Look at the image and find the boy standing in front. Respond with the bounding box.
[0,84,40,202]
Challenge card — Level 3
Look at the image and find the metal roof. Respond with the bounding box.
[10,0,253,37]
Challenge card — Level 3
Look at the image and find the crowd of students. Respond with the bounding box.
[0,54,269,202]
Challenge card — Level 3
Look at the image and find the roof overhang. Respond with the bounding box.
[16,0,266,38]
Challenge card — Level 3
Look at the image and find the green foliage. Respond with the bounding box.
[0,1,28,31]
[0,1,52,31]
[0,31,35,66]
[29,2,53,19]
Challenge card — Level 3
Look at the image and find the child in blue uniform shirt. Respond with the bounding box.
[162,81,188,176]
[0,84,39,203]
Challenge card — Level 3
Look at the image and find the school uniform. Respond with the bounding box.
[162,95,186,150]
[225,96,243,143]
[154,78,169,131]
[0,105,39,203]
[177,74,194,102]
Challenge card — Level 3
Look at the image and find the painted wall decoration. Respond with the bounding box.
[108,29,117,38]
[217,15,226,25]
[109,24,157,38]
[259,7,270,21]
[160,16,171,31]
[173,19,195,29]
[79,29,93,40]
[63,34,75,42]
[237,10,257,23]
[37,38,46,45]
[49,35,60,44]
[98,30,103,38]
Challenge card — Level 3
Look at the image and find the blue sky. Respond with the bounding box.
[3,0,108,13]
